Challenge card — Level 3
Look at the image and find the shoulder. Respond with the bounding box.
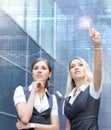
[14,85,30,94]
[13,86,26,106]
[14,86,23,94]
[90,82,102,99]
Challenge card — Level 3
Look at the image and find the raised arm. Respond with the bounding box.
[89,28,102,91]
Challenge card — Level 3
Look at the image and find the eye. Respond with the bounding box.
[70,65,75,69]
[42,66,47,70]
[33,67,38,70]
[79,63,83,66]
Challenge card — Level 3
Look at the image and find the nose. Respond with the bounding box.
[75,65,79,70]
[37,68,42,73]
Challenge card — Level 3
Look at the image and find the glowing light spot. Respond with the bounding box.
[78,16,93,30]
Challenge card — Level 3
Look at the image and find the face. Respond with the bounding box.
[32,61,51,82]
[69,59,86,80]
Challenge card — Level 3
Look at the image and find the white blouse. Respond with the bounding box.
[67,82,102,105]
[13,83,58,116]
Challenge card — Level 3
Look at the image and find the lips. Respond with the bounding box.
[36,75,42,78]
[75,71,81,74]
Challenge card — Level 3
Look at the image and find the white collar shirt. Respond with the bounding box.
[13,83,58,115]
[68,82,102,105]
[68,84,88,104]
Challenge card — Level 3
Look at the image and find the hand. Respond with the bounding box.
[89,28,101,45]
[16,120,30,129]
[32,80,46,92]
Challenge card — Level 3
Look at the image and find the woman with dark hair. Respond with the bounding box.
[64,28,102,130]
[13,58,60,130]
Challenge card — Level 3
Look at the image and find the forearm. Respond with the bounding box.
[94,44,102,91]
[32,116,59,130]
[65,118,70,130]
[16,122,60,130]
[16,118,60,130]
[17,90,35,123]
[34,124,59,130]
[89,28,102,91]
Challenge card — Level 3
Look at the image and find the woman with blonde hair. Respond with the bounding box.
[64,28,102,130]
[65,57,93,97]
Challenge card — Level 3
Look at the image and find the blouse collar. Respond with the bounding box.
[68,83,90,97]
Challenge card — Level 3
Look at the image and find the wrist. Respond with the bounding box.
[94,42,101,46]
[31,88,36,94]
[29,123,35,128]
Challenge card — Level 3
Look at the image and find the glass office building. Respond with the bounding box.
[0,0,111,130]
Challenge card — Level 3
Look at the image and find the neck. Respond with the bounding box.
[75,79,84,88]
[38,88,45,101]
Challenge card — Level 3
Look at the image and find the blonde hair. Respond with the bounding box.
[65,57,93,96]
